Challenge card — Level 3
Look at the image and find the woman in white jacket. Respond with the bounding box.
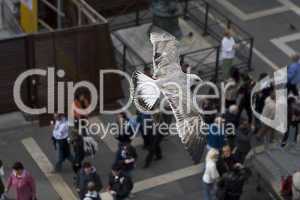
[202,148,220,200]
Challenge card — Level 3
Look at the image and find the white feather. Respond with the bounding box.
[134,72,160,110]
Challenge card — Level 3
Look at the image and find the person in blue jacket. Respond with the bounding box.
[207,116,226,151]
[287,54,300,96]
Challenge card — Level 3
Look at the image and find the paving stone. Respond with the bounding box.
[228,0,283,14]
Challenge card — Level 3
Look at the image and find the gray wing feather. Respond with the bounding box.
[162,90,206,164]
[150,32,182,79]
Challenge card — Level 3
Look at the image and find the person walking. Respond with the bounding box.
[144,113,164,168]
[221,30,238,79]
[76,162,103,200]
[52,114,74,172]
[115,143,137,178]
[256,90,276,142]
[238,73,255,124]
[217,145,240,176]
[202,148,220,200]
[235,121,252,163]
[225,68,241,109]
[253,73,272,132]
[281,97,300,146]
[217,165,250,200]
[207,117,226,151]
[136,111,153,149]
[70,129,85,174]
[287,54,300,96]
[6,162,36,200]
[223,105,239,149]
[107,164,133,200]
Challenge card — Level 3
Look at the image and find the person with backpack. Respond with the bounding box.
[83,182,101,200]
[107,164,133,200]
[0,160,5,200]
[76,162,103,200]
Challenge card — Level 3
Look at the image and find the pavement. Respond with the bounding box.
[2,0,300,199]
[0,109,272,200]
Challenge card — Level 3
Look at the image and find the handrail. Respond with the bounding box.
[79,0,108,23]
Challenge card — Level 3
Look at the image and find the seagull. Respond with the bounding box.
[131,31,206,163]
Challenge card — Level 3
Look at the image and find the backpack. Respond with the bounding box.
[83,136,99,158]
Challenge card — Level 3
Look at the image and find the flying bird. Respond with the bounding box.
[131,31,206,164]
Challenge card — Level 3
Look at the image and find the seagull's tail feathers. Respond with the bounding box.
[131,71,160,112]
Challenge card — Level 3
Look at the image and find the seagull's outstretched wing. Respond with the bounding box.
[150,31,182,79]
[131,31,183,112]
[163,90,206,164]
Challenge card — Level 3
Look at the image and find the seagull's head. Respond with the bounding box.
[187,74,202,84]
[187,74,202,91]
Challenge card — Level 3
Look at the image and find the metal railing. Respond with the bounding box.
[110,0,254,82]
[74,0,107,25]
[113,32,223,81]
[187,0,254,73]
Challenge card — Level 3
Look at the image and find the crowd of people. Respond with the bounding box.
[199,30,300,200]
[1,29,300,200]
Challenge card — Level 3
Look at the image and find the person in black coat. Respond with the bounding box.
[144,112,166,168]
[70,130,85,174]
[76,162,103,200]
[115,113,133,144]
[136,111,153,149]
[217,145,240,176]
[108,164,133,200]
[217,165,251,200]
[223,105,239,149]
[115,143,138,178]
[237,74,255,124]
[253,73,272,132]
[234,121,252,163]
